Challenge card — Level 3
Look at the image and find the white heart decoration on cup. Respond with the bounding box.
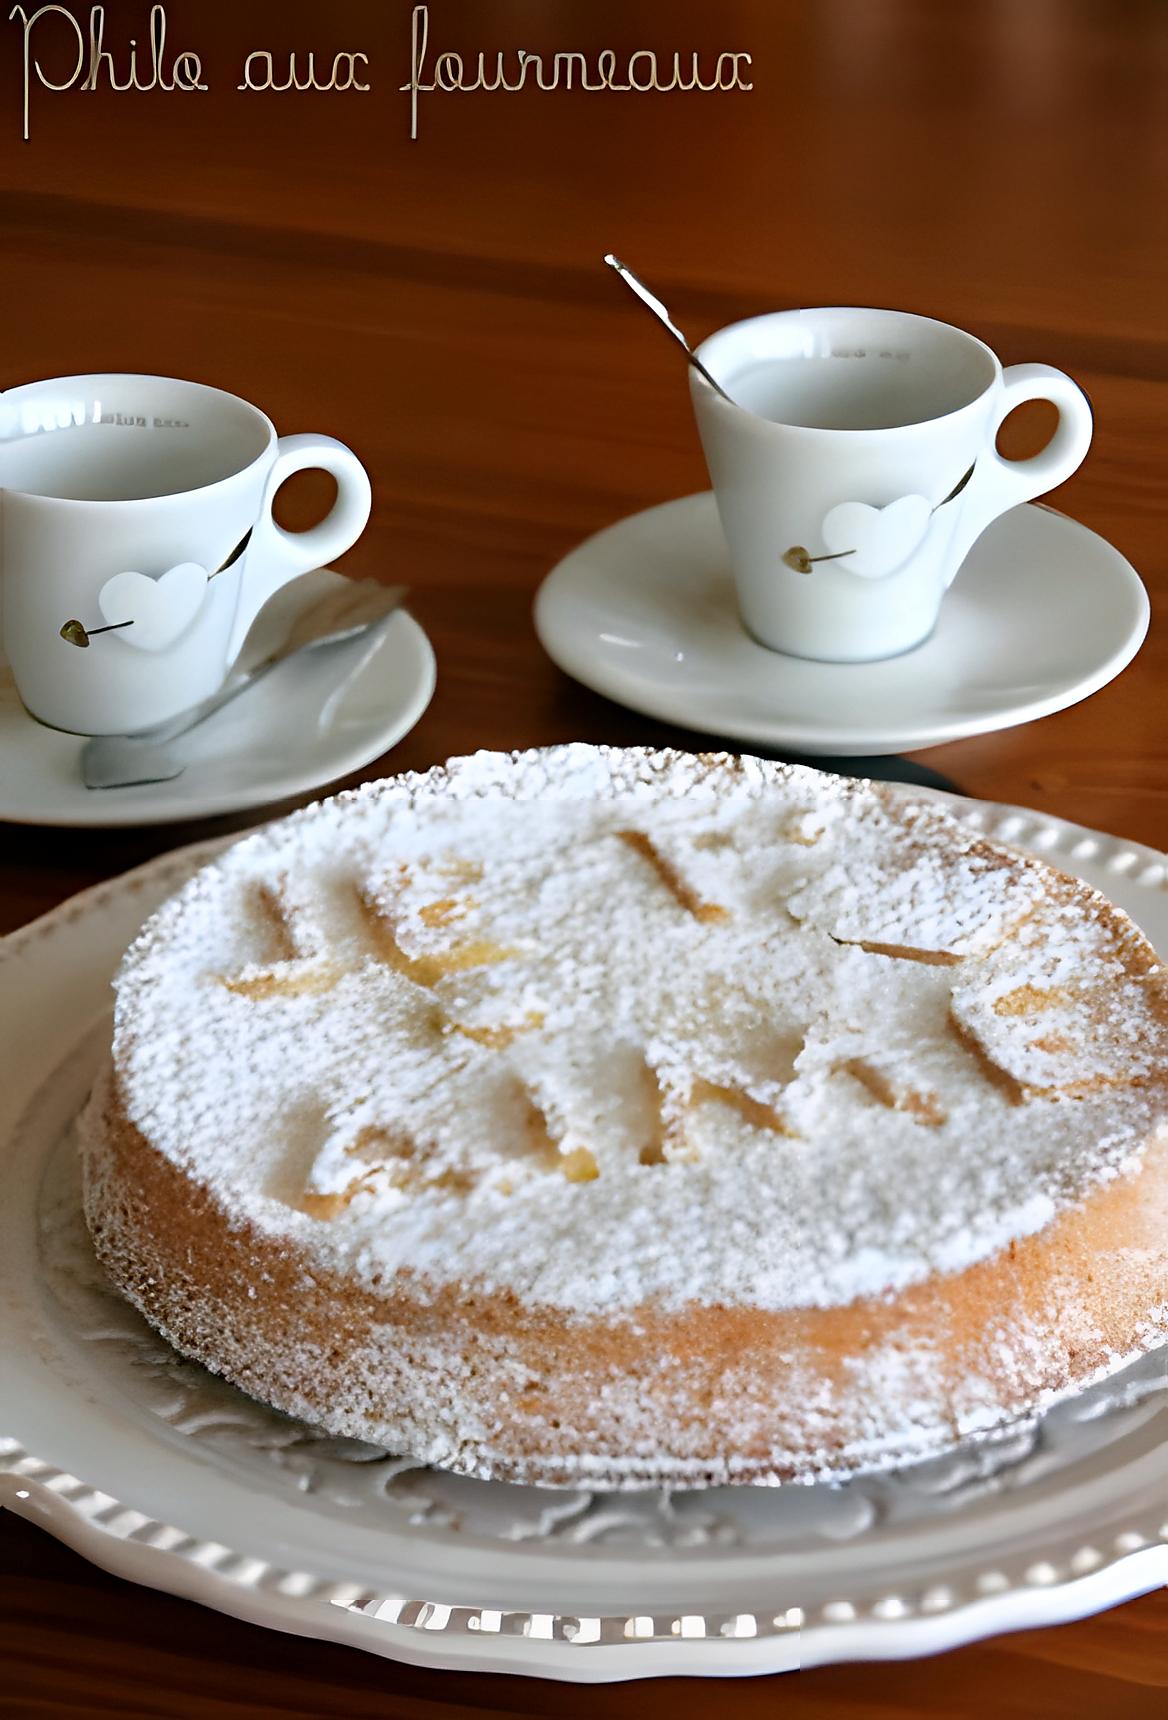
[821,495,933,581]
[97,562,210,652]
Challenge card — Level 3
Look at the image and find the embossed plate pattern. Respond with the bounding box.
[1,790,1165,1680]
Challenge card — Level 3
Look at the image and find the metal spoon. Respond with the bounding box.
[603,255,734,404]
[81,580,407,790]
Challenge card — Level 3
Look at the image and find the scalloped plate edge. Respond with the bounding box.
[2,1458,1165,1681]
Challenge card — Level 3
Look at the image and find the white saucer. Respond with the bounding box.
[0,569,436,827]
[535,495,1149,756]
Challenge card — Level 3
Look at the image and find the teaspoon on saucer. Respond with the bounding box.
[81,579,407,790]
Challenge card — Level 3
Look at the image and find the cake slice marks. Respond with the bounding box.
[223,879,345,998]
[248,838,1149,1216]
[418,896,474,928]
[1030,1034,1074,1054]
[831,935,963,968]
[434,856,484,885]
[254,881,299,962]
[518,1086,565,1172]
[301,1161,478,1217]
[222,872,519,1001]
[223,962,345,1000]
[616,829,729,923]
[837,1057,947,1127]
[301,1069,620,1215]
[300,1185,363,1220]
[947,1011,1028,1106]
[687,1077,797,1137]
[951,962,1168,1102]
[993,983,1069,1016]
[230,846,1151,1208]
[445,1011,545,1050]
[635,1059,675,1166]
[355,886,521,987]
[301,1105,483,1214]
[560,1146,600,1183]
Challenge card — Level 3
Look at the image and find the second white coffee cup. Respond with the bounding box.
[690,308,1093,662]
[0,374,372,734]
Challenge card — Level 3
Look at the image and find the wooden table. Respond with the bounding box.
[2,0,1164,1710]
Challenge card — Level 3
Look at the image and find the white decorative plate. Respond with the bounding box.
[534,496,1150,755]
[1,793,1165,1681]
[0,569,436,827]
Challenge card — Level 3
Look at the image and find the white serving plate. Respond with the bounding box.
[1,791,1165,1680]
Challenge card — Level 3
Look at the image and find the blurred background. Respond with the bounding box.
[2,0,1165,799]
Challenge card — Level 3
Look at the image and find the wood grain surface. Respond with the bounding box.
[1,1,1164,1712]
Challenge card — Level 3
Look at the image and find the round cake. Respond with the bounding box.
[80,746,1168,1487]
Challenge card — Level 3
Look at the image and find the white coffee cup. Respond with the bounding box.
[690,308,1093,662]
[0,374,372,733]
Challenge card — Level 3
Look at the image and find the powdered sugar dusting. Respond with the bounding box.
[105,747,1167,1317]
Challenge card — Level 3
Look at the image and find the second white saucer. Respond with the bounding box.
[534,494,1149,756]
[0,569,436,827]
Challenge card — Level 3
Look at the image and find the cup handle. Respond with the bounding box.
[226,433,372,658]
[944,363,1093,585]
